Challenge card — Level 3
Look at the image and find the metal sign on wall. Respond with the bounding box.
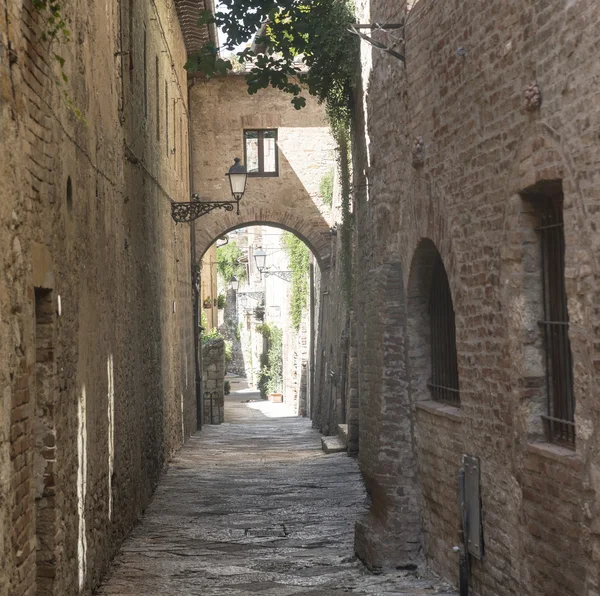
[463,454,484,559]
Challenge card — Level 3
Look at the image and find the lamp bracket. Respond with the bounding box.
[237,291,264,302]
[348,24,405,62]
[171,196,240,223]
[263,270,293,282]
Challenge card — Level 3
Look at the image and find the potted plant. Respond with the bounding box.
[203,297,212,309]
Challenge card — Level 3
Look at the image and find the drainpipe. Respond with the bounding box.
[308,260,315,418]
[188,77,203,431]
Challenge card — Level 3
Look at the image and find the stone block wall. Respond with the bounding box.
[0,1,198,594]
[202,338,225,425]
[347,0,600,593]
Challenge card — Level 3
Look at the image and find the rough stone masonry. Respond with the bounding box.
[0,1,204,594]
[334,1,600,595]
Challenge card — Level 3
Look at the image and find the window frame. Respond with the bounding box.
[243,129,279,177]
[536,191,575,446]
[520,180,575,447]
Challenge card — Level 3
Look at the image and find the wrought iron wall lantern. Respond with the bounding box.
[171,158,248,223]
[254,247,267,271]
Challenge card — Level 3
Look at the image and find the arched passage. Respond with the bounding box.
[194,208,332,272]
[198,222,328,424]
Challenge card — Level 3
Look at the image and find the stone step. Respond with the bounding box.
[321,435,346,454]
[338,424,348,448]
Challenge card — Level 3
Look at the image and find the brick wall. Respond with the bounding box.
[349,0,600,593]
[1,0,198,593]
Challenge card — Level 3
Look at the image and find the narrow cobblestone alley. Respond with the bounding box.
[98,386,456,596]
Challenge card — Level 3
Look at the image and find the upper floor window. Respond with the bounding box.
[525,183,575,445]
[428,254,460,406]
[244,130,278,176]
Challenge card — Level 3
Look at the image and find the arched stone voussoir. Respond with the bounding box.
[194,207,332,271]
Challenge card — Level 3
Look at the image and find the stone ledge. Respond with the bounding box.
[321,436,346,454]
[415,400,462,422]
[525,442,581,468]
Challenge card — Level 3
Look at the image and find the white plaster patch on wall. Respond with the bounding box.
[77,385,88,591]
[107,355,115,521]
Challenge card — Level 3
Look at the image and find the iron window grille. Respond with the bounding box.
[536,194,575,445]
[428,255,461,406]
[244,129,279,177]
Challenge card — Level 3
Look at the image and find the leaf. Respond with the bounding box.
[197,10,216,26]
[54,53,65,67]
[291,96,306,109]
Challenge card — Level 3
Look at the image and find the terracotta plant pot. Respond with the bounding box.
[268,393,283,403]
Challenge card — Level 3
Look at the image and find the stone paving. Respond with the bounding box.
[98,384,457,595]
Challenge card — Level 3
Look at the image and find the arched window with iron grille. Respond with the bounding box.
[521,180,575,445]
[428,255,460,406]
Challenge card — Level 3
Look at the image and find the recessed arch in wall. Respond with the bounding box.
[407,238,460,406]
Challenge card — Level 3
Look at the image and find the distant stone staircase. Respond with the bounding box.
[320,423,349,454]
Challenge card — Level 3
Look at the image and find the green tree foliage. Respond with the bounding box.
[216,241,246,284]
[187,0,359,123]
[282,232,310,331]
[266,326,283,394]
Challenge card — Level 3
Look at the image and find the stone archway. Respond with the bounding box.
[194,208,332,272]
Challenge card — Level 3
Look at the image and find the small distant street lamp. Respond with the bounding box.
[253,247,293,281]
[171,158,248,222]
[253,248,267,273]
[230,276,239,291]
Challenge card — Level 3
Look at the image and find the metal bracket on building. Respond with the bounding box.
[237,291,264,302]
[348,23,405,62]
[171,193,240,223]
[263,270,293,282]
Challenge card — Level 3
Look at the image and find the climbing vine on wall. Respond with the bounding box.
[257,323,283,396]
[281,232,310,331]
[31,1,86,122]
[335,124,353,307]
[32,1,70,43]
[320,168,334,208]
